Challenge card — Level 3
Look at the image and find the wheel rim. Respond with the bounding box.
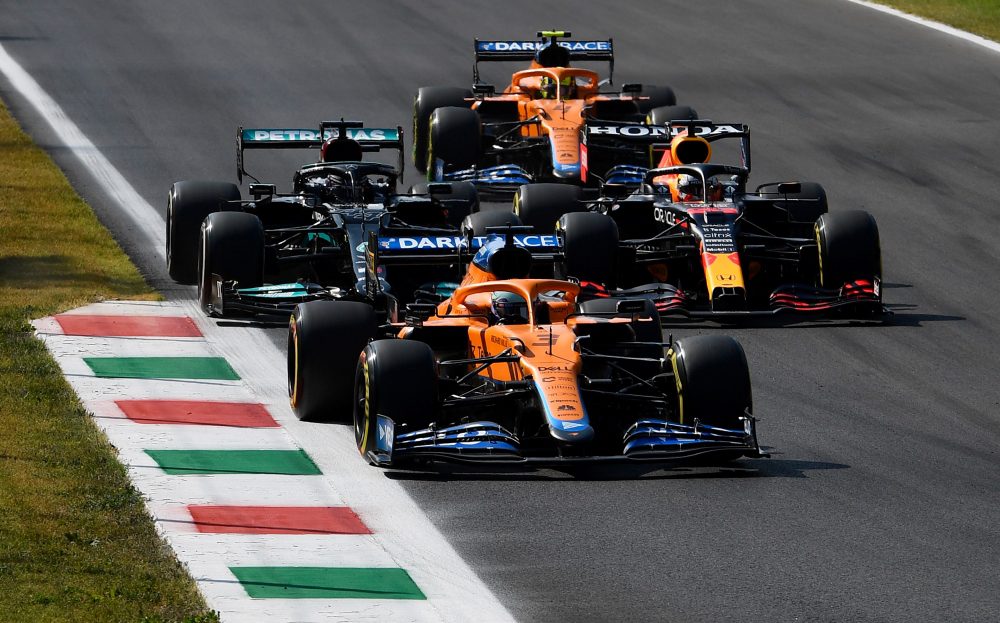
[354,353,371,454]
[287,319,299,407]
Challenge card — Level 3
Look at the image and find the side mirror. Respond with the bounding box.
[616,299,648,314]
[621,83,642,94]
[249,183,276,199]
[473,83,496,96]
[405,303,437,327]
[427,183,453,196]
[777,182,801,195]
[601,183,633,199]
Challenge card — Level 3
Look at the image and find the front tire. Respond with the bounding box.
[816,210,881,289]
[355,339,438,461]
[413,87,473,174]
[167,181,240,284]
[197,212,264,315]
[669,335,752,430]
[288,301,377,422]
[427,107,482,180]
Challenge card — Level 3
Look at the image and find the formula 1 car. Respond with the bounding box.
[164,120,481,317]
[287,230,766,467]
[412,30,696,196]
[507,119,885,318]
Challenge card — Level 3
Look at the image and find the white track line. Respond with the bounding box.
[845,0,1000,55]
[2,42,514,622]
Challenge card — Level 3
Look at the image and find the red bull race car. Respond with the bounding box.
[505,119,885,319]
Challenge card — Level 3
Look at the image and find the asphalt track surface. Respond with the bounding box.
[3,1,999,621]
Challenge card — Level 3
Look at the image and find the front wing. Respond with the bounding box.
[364,417,767,468]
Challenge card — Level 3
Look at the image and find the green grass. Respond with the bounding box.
[0,97,217,621]
[874,0,1000,42]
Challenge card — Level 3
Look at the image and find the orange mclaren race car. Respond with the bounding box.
[412,30,696,196]
[287,231,766,467]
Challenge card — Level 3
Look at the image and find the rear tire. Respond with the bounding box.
[557,212,618,286]
[413,87,473,174]
[288,301,377,422]
[427,107,482,179]
[355,339,438,460]
[197,212,264,315]
[634,84,677,113]
[167,181,240,284]
[816,210,881,289]
[646,105,700,127]
[514,183,584,235]
[669,335,751,429]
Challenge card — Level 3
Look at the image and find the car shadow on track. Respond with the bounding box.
[384,456,848,482]
[661,306,963,330]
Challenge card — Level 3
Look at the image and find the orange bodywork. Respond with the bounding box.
[395,275,647,427]
[472,65,615,176]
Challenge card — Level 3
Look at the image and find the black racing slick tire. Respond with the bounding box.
[167,180,240,284]
[413,87,473,174]
[355,339,438,462]
[646,105,700,127]
[288,301,377,422]
[513,183,584,235]
[197,211,264,315]
[557,212,619,286]
[669,335,752,430]
[816,210,882,289]
[462,210,523,238]
[634,84,677,114]
[427,107,482,180]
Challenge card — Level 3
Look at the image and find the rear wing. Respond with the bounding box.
[473,31,614,82]
[237,120,404,183]
[365,229,561,299]
[584,120,751,171]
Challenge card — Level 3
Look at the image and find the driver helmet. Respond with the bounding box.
[360,177,390,203]
[320,136,363,163]
[539,75,576,100]
[674,174,725,202]
[535,42,571,68]
[674,174,702,202]
[491,291,530,324]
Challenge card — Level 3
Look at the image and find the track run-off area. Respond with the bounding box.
[3,1,1000,621]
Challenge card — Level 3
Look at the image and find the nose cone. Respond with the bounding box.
[552,161,581,179]
[549,419,595,443]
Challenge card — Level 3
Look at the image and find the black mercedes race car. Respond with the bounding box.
[502,119,886,319]
[412,30,696,197]
[164,120,481,317]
